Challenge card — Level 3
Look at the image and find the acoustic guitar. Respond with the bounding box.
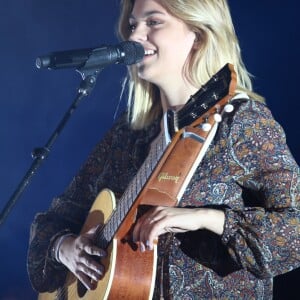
[38,63,236,300]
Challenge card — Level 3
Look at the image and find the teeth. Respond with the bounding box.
[145,49,156,56]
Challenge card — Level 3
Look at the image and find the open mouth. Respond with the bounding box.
[144,49,157,57]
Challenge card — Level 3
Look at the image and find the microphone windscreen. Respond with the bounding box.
[120,41,144,65]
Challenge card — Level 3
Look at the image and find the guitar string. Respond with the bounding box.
[178,70,229,126]
[95,130,167,249]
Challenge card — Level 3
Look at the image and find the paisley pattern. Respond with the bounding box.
[27,99,300,299]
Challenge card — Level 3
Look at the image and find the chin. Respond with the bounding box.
[137,65,158,83]
[138,73,155,84]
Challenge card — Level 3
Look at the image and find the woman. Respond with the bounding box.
[27,0,300,299]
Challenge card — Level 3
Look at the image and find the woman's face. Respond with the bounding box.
[128,0,196,87]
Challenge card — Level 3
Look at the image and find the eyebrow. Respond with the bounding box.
[129,10,165,20]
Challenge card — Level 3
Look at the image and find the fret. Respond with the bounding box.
[136,175,141,191]
[134,178,138,201]
[96,131,167,245]
[150,139,156,171]
[143,159,148,184]
[112,211,118,236]
[123,189,130,213]
[118,198,123,223]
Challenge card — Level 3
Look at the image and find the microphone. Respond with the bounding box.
[36,41,144,70]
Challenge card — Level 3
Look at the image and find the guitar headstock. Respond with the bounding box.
[167,63,237,137]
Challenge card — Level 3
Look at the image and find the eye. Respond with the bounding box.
[147,19,161,27]
[128,23,137,32]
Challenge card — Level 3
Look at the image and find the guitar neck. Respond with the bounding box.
[96,131,167,249]
[95,63,235,249]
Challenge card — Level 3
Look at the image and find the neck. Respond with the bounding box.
[158,80,199,113]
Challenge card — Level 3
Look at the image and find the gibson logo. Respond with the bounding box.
[158,172,180,184]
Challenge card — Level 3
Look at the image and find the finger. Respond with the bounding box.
[84,244,107,257]
[81,255,105,278]
[78,259,104,282]
[132,217,142,243]
[138,219,154,250]
[84,224,103,240]
[145,237,158,251]
[143,224,160,250]
[133,207,164,250]
[76,270,98,291]
[143,214,175,249]
[132,214,153,246]
[139,241,146,252]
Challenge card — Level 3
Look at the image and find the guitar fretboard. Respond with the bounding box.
[96,131,168,249]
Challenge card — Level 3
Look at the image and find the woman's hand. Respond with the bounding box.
[57,225,107,290]
[132,206,225,252]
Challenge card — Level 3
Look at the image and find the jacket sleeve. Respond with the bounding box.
[221,99,300,279]
[27,116,125,292]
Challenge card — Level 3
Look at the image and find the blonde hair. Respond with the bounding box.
[118,0,263,129]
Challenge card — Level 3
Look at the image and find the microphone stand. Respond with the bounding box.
[0,62,103,226]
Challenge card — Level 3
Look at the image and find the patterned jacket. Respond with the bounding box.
[27,98,300,299]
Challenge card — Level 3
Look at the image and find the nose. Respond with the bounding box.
[129,24,148,43]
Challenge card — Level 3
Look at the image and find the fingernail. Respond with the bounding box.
[146,240,152,250]
[91,281,98,290]
[97,266,104,275]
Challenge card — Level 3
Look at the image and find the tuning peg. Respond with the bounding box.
[224,103,234,113]
[214,113,222,123]
[201,122,212,132]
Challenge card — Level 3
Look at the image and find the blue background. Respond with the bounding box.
[0,1,299,299]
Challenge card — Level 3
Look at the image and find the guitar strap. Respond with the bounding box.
[138,93,235,208]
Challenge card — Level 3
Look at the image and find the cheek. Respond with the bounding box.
[169,41,195,66]
[171,32,196,58]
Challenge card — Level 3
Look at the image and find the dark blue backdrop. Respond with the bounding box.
[0,1,299,299]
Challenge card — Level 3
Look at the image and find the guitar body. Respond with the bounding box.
[38,189,157,300]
